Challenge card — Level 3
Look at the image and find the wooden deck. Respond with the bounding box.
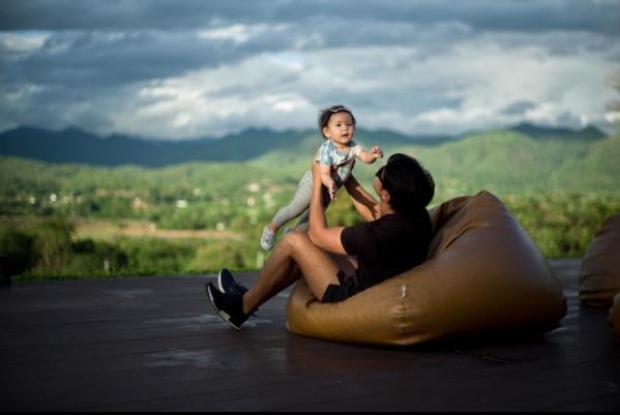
[1,258,619,411]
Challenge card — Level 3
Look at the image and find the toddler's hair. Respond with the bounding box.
[318,105,357,138]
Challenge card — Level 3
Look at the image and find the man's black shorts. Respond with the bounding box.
[321,271,363,303]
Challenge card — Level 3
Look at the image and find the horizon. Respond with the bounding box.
[0,120,612,144]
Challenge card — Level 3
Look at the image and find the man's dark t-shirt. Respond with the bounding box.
[340,207,432,290]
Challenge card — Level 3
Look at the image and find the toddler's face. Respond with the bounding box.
[323,112,355,145]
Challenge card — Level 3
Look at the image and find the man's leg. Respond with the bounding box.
[242,231,341,314]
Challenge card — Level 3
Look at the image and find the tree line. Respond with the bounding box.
[1,190,619,281]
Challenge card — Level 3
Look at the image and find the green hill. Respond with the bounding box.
[251,128,619,200]
[550,134,620,194]
[415,129,619,197]
[1,128,618,280]
[0,122,605,168]
[1,128,618,204]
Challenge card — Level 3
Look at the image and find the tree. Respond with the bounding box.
[31,218,75,274]
[0,225,34,275]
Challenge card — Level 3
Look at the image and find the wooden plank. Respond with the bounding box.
[0,259,619,411]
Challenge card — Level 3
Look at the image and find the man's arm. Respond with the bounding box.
[344,174,380,221]
[308,161,347,254]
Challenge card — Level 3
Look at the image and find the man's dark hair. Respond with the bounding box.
[375,153,435,213]
[318,105,357,138]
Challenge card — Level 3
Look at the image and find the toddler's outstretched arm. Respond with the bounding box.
[357,145,384,164]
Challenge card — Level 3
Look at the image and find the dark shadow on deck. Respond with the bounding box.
[1,258,619,411]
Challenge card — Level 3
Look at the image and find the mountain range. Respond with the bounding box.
[0,123,608,168]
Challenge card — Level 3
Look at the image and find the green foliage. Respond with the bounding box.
[0,217,74,278]
[4,191,619,281]
[0,224,35,274]
[1,129,618,280]
[414,132,620,199]
[67,239,129,277]
[29,218,75,274]
[505,193,620,258]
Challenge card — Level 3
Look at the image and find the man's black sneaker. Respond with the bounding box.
[217,268,248,295]
[205,282,248,330]
[216,269,259,317]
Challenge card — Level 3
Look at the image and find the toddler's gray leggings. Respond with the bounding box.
[271,170,332,229]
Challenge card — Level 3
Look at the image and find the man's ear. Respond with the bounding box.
[381,189,391,203]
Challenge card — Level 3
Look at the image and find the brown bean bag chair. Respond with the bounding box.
[579,214,620,308]
[286,190,567,346]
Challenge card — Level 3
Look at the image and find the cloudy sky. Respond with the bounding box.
[1,0,619,140]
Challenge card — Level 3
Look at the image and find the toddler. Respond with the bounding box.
[260,104,383,251]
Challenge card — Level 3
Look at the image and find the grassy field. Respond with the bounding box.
[73,218,241,241]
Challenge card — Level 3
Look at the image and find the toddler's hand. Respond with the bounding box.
[328,182,337,200]
[371,146,384,159]
[322,178,337,201]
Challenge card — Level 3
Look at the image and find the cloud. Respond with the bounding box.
[0,0,618,139]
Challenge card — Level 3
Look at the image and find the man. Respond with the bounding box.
[206,153,435,329]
